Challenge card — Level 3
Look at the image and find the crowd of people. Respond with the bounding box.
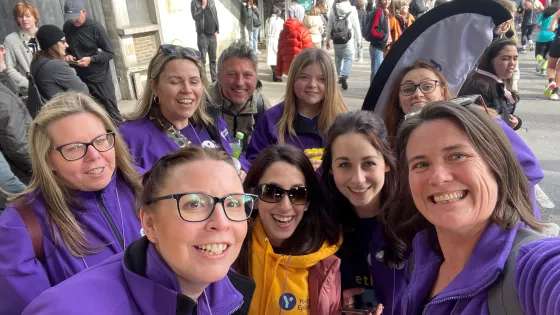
[0,0,559,315]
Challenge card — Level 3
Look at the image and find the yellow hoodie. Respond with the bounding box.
[249,219,340,315]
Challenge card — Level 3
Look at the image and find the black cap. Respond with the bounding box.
[36,25,66,50]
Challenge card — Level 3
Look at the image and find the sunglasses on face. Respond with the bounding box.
[256,184,308,205]
[159,44,202,60]
[404,94,489,120]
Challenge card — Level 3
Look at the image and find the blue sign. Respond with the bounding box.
[279,293,297,310]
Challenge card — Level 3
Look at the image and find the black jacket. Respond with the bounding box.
[63,18,115,83]
[0,82,32,183]
[191,0,220,34]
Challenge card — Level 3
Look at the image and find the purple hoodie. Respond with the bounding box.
[401,223,560,315]
[245,102,324,162]
[0,171,142,315]
[495,118,544,218]
[23,237,256,315]
[119,116,250,172]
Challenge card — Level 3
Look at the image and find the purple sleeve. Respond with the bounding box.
[245,113,276,162]
[217,117,250,172]
[0,208,52,314]
[515,237,560,315]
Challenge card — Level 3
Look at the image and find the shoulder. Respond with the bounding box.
[119,118,153,137]
[4,32,21,45]
[263,102,284,121]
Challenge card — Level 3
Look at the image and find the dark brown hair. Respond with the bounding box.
[235,145,340,277]
[384,60,454,147]
[382,102,545,264]
[476,38,517,91]
[321,111,397,230]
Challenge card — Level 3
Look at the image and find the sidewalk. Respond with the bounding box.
[117,46,372,114]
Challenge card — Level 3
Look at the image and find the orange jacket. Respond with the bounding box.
[276,18,315,76]
[386,14,415,54]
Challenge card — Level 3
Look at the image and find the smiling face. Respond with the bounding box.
[54,39,69,58]
[294,63,326,110]
[47,112,116,191]
[491,45,518,80]
[257,161,307,247]
[331,133,389,216]
[218,57,257,107]
[17,11,37,31]
[155,59,204,125]
[141,160,247,297]
[399,68,446,114]
[406,119,498,234]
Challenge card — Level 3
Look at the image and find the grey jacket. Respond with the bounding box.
[410,0,430,18]
[29,54,89,100]
[244,5,261,32]
[191,0,220,34]
[3,30,35,90]
[0,82,32,184]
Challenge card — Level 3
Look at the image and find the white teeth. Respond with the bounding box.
[272,214,293,223]
[349,187,369,193]
[195,243,228,255]
[433,191,466,204]
[177,99,193,104]
[87,168,103,175]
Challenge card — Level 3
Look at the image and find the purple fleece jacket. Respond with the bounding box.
[119,116,250,172]
[401,223,560,314]
[23,237,254,315]
[0,172,142,315]
[245,102,324,162]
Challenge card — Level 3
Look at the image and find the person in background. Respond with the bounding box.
[519,0,544,53]
[367,0,376,11]
[387,0,415,54]
[544,1,560,99]
[355,0,367,62]
[247,48,348,169]
[4,2,40,96]
[29,25,89,107]
[0,152,26,210]
[409,0,431,18]
[326,0,362,90]
[63,0,123,126]
[235,145,349,315]
[303,6,325,49]
[494,0,521,92]
[23,147,256,315]
[534,0,557,75]
[205,41,272,151]
[368,0,392,82]
[386,102,560,315]
[244,0,262,54]
[0,92,143,314]
[321,111,399,315]
[191,0,220,82]
[119,45,251,176]
[265,6,284,82]
[315,0,330,48]
[275,3,314,78]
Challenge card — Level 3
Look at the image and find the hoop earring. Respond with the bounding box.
[153,95,160,104]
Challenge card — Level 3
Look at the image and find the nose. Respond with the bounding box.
[350,167,366,185]
[206,202,231,231]
[82,144,101,162]
[428,164,453,186]
[277,194,293,211]
[411,85,425,98]
[180,81,194,94]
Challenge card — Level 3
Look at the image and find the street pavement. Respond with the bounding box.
[117,45,559,226]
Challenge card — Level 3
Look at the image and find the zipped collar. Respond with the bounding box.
[475,68,516,104]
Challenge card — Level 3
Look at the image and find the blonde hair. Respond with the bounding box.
[125,48,213,127]
[277,48,348,143]
[16,92,142,257]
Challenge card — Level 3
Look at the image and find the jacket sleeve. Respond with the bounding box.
[371,9,388,40]
[4,44,29,89]
[245,114,275,162]
[0,207,52,315]
[0,152,26,194]
[276,29,286,77]
[301,27,315,49]
[0,97,32,175]
[516,237,560,315]
[325,9,335,42]
[53,65,90,94]
[90,25,115,64]
[191,0,203,20]
[352,8,362,44]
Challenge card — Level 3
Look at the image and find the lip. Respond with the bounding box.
[428,190,468,204]
[271,214,296,228]
[348,186,371,196]
[192,244,231,260]
[85,167,105,176]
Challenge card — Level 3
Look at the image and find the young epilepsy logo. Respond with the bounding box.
[279,293,297,311]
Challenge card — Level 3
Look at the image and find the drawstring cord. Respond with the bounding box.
[278,253,293,315]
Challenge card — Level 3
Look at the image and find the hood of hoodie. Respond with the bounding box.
[284,18,306,32]
[287,3,305,21]
[248,218,340,314]
[333,1,354,16]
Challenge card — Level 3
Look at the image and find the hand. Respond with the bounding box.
[64,55,76,62]
[357,41,361,49]
[201,0,207,8]
[326,41,331,50]
[342,288,384,315]
[305,152,323,171]
[239,170,247,182]
[508,114,519,129]
[76,56,92,67]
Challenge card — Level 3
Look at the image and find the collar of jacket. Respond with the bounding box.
[292,111,323,142]
[208,81,262,116]
[122,236,255,314]
[404,222,519,311]
[69,170,120,203]
[475,68,515,104]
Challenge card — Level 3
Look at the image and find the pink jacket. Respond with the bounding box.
[309,255,342,315]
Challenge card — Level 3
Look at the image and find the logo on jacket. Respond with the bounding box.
[279,293,297,310]
[201,140,219,149]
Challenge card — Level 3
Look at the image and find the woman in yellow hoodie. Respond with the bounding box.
[235,144,342,315]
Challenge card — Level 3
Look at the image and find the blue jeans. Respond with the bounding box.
[334,41,355,78]
[370,46,384,82]
[250,28,260,52]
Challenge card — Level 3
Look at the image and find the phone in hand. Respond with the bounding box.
[67,60,79,65]
[340,288,378,314]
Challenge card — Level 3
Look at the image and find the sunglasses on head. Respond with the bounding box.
[159,44,202,60]
[256,184,308,205]
[404,94,489,120]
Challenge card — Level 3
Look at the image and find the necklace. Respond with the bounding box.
[189,120,203,145]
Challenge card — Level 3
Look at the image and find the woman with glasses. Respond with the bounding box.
[0,92,142,314]
[23,146,256,314]
[234,145,348,315]
[120,44,250,178]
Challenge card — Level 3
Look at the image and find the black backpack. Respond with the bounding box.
[26,59,49,119]
[331,5,353,44]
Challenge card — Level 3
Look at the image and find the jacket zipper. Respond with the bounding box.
[96,193,124,250]
[228,302,243,315]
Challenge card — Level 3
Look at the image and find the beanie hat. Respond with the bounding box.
[36,25,65,50]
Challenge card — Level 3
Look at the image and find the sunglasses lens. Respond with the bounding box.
[289,187,307,205]
[259,184,283,203]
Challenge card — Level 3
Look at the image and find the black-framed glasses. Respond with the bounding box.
[145,192,257,222]
[257,184,308,205]
[404,94,489,120]
[159,44,202,60]
[399,80,441,96]
[51,132,115,161]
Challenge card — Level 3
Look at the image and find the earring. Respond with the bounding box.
[153,95,160,104]
[151,238,157,243]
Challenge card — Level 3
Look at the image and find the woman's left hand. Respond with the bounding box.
[508,114,519,129]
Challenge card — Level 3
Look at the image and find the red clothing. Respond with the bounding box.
[276,18,315,76]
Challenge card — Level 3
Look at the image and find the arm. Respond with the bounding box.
[245,114,276,162]
[549,11,559,31]
[191,0,203,20]
[0,208,52,314]
[301,28,315,49]
[90,25,115,64]
[276,30,286,77]
[0,100,32,174]
[0,152,26,194]
[352,9,362,45]
[371,9,388,40]
[4,45,29,89]
[325,9,335,42]
[516,238,560,315]
[53,65,89,93]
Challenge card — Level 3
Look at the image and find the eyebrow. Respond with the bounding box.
[407,144,468,164]
[263,182,305,189]
[334,155,381,162]
[402,78,436,83]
